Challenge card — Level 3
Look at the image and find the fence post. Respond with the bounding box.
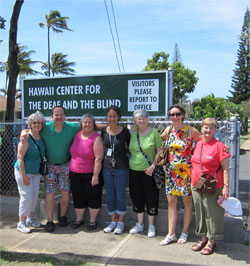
[230,116,240,198]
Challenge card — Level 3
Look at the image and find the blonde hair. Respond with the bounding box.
[201,118,217,129]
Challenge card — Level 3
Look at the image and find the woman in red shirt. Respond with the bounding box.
[191,118,230,255]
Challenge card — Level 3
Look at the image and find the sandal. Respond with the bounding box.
[200,242,216,255]
[71,220,84,229]
[87,221,97,231]
[192,240,208,251]
[178,232,188,244]
[160,234,177,246]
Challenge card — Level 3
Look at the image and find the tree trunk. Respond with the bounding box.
[1,0,24,193]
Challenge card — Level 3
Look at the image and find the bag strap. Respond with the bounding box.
[137,130,152,166]
[29,134,43,160]
[200,142,221,176]
[163,125,173,150]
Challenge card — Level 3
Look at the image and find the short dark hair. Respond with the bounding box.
[52,106,66,115]
[168,105,186,116]
[106,105,122,119]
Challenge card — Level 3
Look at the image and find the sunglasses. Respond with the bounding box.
[169,112,182,117]
[31,121,41,124]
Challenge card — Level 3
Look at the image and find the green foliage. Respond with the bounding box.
[172,43,182,64]
[191,94,243,121]
[0,16,6,29]
[39,10,72,77]
[143,51,170,71]
[143,51,198,104]
[172,62,198,104]
[228,7,250,103]
[41,52,75,76]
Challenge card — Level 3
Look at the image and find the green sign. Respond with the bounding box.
[22,71,170,118]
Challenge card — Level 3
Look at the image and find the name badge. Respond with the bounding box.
[107,148,112,156]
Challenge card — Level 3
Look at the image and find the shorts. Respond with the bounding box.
[44,162,70,194]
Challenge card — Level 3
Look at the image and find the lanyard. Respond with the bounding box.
[108,127,118,156]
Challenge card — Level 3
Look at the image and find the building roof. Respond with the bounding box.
[0,96,21,112]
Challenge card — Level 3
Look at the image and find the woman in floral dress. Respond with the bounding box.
[160,105,202,246]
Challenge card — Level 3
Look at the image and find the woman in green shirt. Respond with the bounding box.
[129,110,163,238]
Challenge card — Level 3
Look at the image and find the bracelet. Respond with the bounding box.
[224,184,229,187]
[151,164,155,169]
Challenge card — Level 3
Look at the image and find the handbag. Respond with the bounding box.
[154,126,172,166]
[136,130,165,189]
[29,134,48,175]
[195,143,220,194]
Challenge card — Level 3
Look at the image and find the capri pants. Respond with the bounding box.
[14,168,41,217]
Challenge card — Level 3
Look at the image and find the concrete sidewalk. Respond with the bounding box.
[0,215,249,266]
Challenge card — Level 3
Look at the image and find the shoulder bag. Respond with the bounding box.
[29,134,48,175]
[136,130,165,189]
[195,143,220,194]
[154,126,172,166]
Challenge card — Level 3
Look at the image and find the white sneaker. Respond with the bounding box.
[103,222,117,233]
[147,224,156,238]
[17,222,31,233]
[129,223,144,234]
[114,222,124,235]
[26,218,42,228]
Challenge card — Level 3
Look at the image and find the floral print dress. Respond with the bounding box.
[165,125,192,196]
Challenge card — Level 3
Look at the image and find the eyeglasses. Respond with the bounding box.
[31,121,41,124]
[169,112,182,117]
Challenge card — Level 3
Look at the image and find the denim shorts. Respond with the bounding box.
[44,162,70,194]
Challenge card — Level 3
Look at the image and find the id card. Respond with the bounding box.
[107,148,112,156]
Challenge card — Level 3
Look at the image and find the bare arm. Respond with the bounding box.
[20,129,30,144]
[17,138,30,186]
[160,127,170,141]
[189,126,202,142]
[220,157,230,201]
[91,135,104,186]
[145,146,162,176]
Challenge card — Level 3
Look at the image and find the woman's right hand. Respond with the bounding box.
[22,175,30,186]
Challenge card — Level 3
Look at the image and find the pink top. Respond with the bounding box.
[191,138,231,188]
[69,131,99,173]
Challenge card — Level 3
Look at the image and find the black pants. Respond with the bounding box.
[129,169,159,215]
[70,171,102,209]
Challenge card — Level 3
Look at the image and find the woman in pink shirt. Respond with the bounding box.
[191,118,230,255]
[69,114,104,230]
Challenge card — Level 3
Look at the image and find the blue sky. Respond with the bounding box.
[0,0,249,101]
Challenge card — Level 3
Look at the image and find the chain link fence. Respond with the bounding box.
[0,119,238,196]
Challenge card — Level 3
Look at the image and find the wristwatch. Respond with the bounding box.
[224,184,229,187]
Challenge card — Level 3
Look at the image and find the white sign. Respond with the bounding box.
[128,79,159,111]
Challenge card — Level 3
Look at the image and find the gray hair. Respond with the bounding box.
[133,109,149,121]
[79,114,97,130]
[28,111,46,128]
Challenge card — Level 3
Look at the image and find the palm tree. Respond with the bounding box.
[39,10,72,77]
[0,44,41,91]
[41,52,75,77]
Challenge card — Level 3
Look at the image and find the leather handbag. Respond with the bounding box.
[195,143,220,194]
[154,126,172,167]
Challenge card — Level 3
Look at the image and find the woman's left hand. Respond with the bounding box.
[222,186,229,199]
[218,186,229,204]
[145,165,155,176]
[91,175,99,186]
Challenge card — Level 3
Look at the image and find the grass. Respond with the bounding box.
[0,248,97,266]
